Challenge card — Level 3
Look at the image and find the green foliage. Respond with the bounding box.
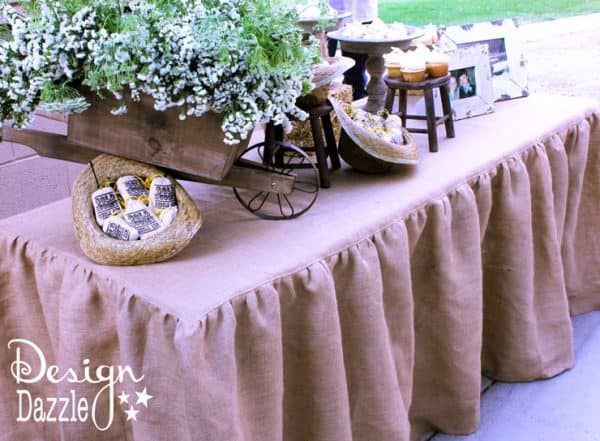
[38,81,90,113]
[40,81,78,102]
[379,0,600,26]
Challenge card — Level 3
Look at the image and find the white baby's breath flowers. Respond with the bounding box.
[0,0,318,144]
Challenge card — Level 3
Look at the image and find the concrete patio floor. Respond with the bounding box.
[431,311,600,441]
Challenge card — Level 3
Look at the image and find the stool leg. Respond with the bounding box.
[385,87,396,113]
[424,87,439,153]
[439,85,456,138]
[309,117,330,188]
[399,90,408,128]
[321,113,341,170]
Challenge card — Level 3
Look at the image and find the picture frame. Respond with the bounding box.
[440,19,529,102]
[442,44,495,121]
[414,44,494,121]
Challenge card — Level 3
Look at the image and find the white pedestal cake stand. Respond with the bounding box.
[328,26,424,112]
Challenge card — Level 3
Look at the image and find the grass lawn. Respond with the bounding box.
[379,0,600,26]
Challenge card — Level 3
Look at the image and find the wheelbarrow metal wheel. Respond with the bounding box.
[233,142,319,220]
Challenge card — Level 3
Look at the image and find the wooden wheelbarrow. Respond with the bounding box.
[1,93,320,220]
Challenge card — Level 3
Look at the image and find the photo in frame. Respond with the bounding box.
[423,44,495,121]
[440,19,529,101]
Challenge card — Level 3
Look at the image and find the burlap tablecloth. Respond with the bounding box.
[0,94,598,441]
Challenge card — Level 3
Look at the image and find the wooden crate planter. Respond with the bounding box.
[68,92,244,181]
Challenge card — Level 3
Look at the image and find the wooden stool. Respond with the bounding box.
[384,75,455,153]
[263,102,341,188]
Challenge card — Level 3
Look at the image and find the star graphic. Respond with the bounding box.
[118,391,129,405]
[135,387,153,408]
[124,406,139,421]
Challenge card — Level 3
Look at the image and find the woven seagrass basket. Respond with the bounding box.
[72,154,202,266]
[330,98,418,174]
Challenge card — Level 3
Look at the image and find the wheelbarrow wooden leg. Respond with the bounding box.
[263,122,282,167]
[261,123,286,168]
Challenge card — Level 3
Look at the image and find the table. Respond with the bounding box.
[0,95,598,441]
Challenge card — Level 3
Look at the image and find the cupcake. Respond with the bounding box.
[386,62,403,79]
[426,51,450,78]
[384,49,406,79]
[402,58,427,83]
